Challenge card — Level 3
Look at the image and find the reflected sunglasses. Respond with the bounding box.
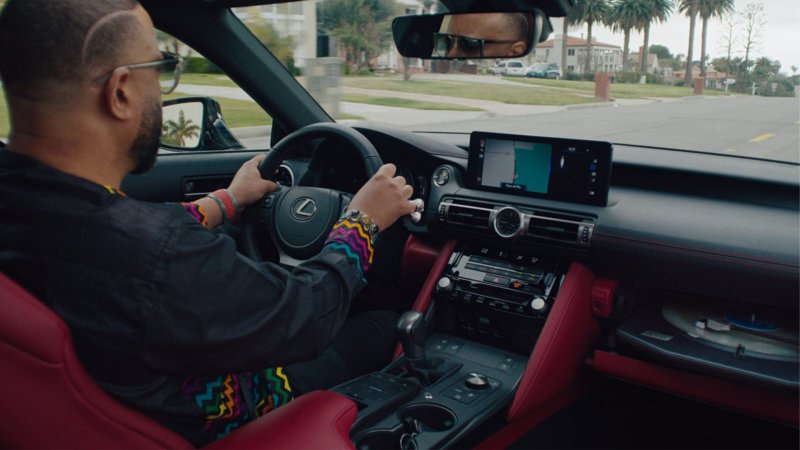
[432,33,517,58]
[93,51,181,94]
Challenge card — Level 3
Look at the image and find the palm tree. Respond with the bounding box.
[162,110,201,147]
[679,0,699,85]
[639,0,672,74]
[698,0,734,77]
[569,0,611,74]
[608,0,651,69]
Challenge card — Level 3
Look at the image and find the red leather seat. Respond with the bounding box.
[0,272,357,449]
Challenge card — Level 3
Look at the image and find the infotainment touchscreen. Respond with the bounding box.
[467,132,612,206]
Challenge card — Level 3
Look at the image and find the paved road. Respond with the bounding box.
[407,95,800,163]
[177,83,799,163]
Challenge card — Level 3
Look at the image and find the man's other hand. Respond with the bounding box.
[229,154,278,207]
[349,164,417,232]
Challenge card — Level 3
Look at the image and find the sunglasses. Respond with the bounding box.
[433,33,517,58]
[93,51,181,94]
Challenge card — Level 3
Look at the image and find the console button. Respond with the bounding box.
[443,342,463,354]
[465,373,490,390]
[483,274,509,285]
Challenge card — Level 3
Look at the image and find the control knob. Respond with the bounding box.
[437,277,453,292]
[465,373,490,390]
[531,296,547,312]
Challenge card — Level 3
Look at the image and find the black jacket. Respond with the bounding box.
[0,149,365,444]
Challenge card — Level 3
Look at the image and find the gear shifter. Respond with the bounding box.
[397,311,426,361]
[396,311,461,386]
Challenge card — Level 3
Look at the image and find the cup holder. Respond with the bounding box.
[354,429,403,450]
[398,404,456,432]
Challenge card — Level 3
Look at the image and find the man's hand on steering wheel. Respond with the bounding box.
[229,154,279,207]
[348,163,418,232]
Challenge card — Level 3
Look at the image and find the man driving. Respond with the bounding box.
[0,0,417,445]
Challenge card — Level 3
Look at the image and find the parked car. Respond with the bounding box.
[526,62,562,79]
[489,60,507,75]
[2,0,798,449]
[503,60,526,77]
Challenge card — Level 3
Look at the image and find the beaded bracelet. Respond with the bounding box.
[207,189,240,222]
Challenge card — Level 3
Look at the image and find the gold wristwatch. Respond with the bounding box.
[344,209,379,240]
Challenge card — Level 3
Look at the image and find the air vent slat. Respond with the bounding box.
[448,205,491,228]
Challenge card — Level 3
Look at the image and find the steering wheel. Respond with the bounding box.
[241,122,382,263]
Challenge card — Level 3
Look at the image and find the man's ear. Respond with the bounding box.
[103,67,134,121]
[511,41,527,57]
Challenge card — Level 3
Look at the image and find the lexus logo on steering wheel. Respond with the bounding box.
[291,198,317,221]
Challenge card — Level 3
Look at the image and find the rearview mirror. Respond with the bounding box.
[161,97,244,151]
[393,11,549,60]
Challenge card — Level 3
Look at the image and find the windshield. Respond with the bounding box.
[233,1,798,164]
[3,1,794,164]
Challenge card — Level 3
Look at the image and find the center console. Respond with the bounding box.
[434,245,564,356]
[330,131,610,449]
[332,244,567,449]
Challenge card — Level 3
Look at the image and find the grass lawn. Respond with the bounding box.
[342,93,484,111]
[512,77,728,98]
[179,73,237,87]
[163,93,272,128]
[341,77,596,106]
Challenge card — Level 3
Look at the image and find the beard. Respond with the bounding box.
[128,96,162,175]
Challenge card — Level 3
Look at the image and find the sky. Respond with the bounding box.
[551,0,800,74]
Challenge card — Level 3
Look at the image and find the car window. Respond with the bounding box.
[232,1,797,165]
[158,32,273,150]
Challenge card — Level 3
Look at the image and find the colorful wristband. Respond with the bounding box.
[208,189,239,222]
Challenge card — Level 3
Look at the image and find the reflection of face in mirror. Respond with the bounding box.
[433,12,529,59]
[161,102,203,149]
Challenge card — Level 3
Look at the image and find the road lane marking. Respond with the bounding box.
[749,133,775,143]
[722,148,737,153]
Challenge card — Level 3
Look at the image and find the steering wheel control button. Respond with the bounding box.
[434,167,451,186]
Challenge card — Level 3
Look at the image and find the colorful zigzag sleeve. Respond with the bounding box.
[180,202,208,227]
[321,217,375,281]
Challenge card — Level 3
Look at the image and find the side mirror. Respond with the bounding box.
[161,97,244,151]
[393,10,550,60]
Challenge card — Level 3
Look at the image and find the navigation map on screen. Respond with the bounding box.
[480,139,552,194]
[468,132,613,206]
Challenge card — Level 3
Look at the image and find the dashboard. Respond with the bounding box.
[339,124,799,309]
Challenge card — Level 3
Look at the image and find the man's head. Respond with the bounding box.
[0,0,166,176]
[440,12,529,58]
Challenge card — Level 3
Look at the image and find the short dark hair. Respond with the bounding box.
[508,12,530,42]
[0,0,140,99]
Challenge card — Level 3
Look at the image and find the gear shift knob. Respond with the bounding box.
[397,311,426,361]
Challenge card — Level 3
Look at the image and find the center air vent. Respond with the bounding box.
[526,212,593,247]
[439,199,595,247]
[438,200,492,230]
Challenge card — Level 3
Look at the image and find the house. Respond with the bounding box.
[673,65,732,89]
[631,48,659,74]
[533,35,622,74]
